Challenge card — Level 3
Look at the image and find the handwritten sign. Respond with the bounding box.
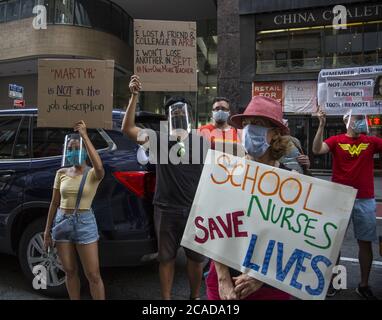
[318,65,382,115]
[181,150,357,300]
[134,19,197,92]
[283,81,317,113]
[38,59,114,129]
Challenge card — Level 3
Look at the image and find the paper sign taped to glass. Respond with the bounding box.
[181,150,357,300]
[318,65,382,115]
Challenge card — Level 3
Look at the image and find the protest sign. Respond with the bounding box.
[252,82,283,105]
[38,59,114,129]
[318,65,382,115]
[181,150,357,300]
[134,19,197,92]
[283,81,317,113]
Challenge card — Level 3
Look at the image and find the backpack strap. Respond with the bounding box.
[73,166,90,214]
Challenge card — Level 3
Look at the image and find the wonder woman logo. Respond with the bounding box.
[338,143,369,156]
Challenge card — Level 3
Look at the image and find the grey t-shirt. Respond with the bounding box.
[149,131,209,209]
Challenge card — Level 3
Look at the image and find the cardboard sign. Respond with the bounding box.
[252,82,283,105]
[134,19,197,92]
[181,150,357,300]
[318,65,382,115]
[283,81,317,113]
[37,59,114,129]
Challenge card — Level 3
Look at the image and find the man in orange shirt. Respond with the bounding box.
[198,97,239,152]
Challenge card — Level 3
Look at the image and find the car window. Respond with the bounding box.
[0,116,21,159]
[32,118,109,158]
[14,117,30,159]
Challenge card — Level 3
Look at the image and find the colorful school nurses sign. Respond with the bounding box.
[318,65,382,115]
[181,150,357,300]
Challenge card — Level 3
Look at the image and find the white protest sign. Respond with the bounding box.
[134,19,197,92]
[318,65,382,115]
[283,81,317,113]
[181,150,357,300]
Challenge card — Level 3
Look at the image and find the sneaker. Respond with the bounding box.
[326,284,340,298]
[356,285,378,300]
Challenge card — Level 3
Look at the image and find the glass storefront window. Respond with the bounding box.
[74,0,92,27]
[256,31,289,74]
[257,21,382,74]
[6,0,20,22]
[0,2,6,22]
[111,4,122,38]
[54,0,74,25]
[93,0,111,33]
[289,29,322,71]
[20,0,35,18]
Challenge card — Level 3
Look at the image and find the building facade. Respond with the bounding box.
[237,0,382,171]
[0,0,217,126]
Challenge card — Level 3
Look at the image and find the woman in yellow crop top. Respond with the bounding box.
[43,120,105,300]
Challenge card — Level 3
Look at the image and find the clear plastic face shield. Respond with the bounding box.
[168,102,192,138]
[344,109,369,134]
[61,133,88,167]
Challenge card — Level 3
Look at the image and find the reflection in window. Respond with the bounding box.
[289,29,321,70]
[74,0,92,27]
[55,0,74,24]
[14,117,30,159]
[20,0,35,18]
[0,117,21,159]
[256,31,288,73]
[0,2,6,22]
[6,0,20,22]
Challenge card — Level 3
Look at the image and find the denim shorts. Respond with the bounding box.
[52,209,99,245]
[351,198,377,242]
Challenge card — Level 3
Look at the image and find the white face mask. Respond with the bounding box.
[212,110,230,123]
[242,124,270,159]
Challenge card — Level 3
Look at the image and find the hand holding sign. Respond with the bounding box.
[233,274,264,299]
[316,108,326,128]
[129,75,142,95]
[74,120,88,139]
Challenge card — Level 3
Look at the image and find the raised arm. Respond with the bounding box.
[312,109,330,155]
[75,120,105,180]
[121,75,144,144]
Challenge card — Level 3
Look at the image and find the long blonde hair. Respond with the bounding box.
[269,129,291,161]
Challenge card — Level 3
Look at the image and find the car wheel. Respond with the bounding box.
[18,218,68,298]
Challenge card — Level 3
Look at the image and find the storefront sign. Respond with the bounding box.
[283,81,317,113]
[181,150,356,300]
[318,65,382,115]
[252,81,283,104]
[256,3,382,30]
[37,59,114,129]
[134,19,197,92]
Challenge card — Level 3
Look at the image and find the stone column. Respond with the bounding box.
[217,0,241,112]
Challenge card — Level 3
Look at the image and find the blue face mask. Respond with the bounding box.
[212,110,230,123]
[352,119,368,134]
[242,125,270,159]
[66,149,87,166]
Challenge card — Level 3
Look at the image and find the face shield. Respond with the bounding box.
[168,102,192,138]
[61,133,88,167]
[344,109,369,134]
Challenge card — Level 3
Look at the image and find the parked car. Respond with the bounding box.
[0,108,166,297]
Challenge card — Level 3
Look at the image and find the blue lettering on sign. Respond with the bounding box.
[242,233,332,297]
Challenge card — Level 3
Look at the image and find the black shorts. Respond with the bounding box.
[154,205,205,263]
